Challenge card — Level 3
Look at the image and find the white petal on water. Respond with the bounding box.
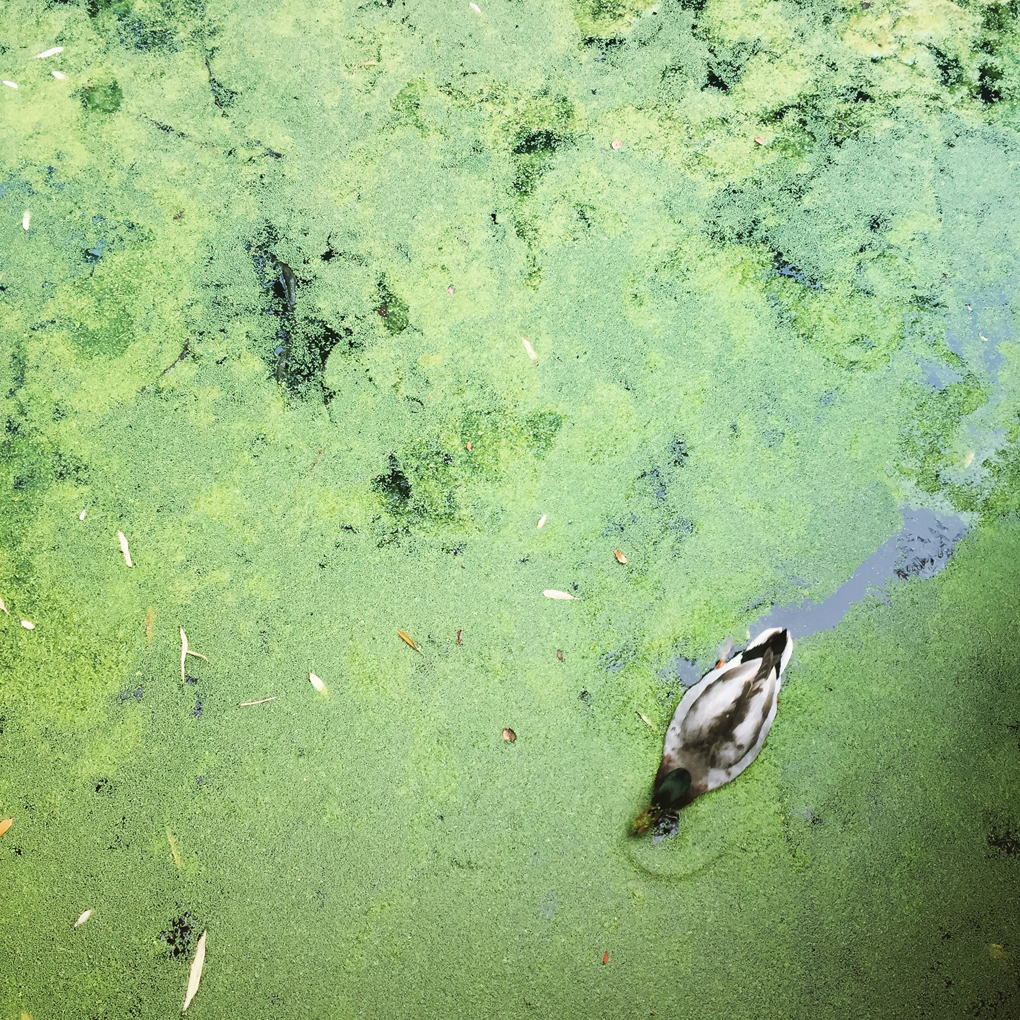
[521,337,538,364]
[182,930,207,1011]
[0,596,7,614]
[79,508,87,520]
[22,210,30,230]
[543,589,579,600]
[2,81,18,89]
[34,46,64,59]
[52,71,66,80]
[309,671,327,693]
[470,2,481,10]
[537,514,547,529]
[117,531,133,567]
[73,909,93,928]
[20,620,34,630]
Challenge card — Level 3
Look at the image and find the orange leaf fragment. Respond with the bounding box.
[602,951,609,965]
[398,630,423,653]
[0,817,12,838]
[614,549,628,564]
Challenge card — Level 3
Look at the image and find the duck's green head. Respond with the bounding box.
[632,768,692,836]
[652,768,692,811]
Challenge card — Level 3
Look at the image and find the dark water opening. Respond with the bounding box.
[666,506,968,684]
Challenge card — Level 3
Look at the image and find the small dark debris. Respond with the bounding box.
[159,912,199,960]
[94,778,113,795]
[557,650,564,661]
[512,129,562,155]
[205,58,238,110]
[173,209,184,220]
[192,698,203,719]
[578,689,591,704]
[987,819,1020,857]
[184,674,199,686]
[704,69,728,92]
[275,262,298,314]
[1007,721,1020,751]
[667,436,688,466]
[977,64,1003,104]
[116,686,144,701]
[373,454,412,512]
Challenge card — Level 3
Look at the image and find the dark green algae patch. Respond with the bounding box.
[2,0,1020,1015]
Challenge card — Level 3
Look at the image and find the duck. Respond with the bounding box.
[633,627,793,836]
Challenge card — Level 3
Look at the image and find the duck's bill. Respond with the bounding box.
[632,805,660,836]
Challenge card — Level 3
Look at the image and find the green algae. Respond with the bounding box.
[2,0,1020,1015]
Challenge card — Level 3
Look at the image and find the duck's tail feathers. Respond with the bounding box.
[743,627,793,678]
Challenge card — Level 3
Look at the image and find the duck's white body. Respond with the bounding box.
[655,627,794,808]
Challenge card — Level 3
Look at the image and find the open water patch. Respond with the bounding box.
[754,506,969,640]
[662,506,969,685]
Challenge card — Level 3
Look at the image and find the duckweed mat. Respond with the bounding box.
[2,0,1020,1016]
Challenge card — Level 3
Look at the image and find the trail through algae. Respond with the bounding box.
[1,0,1020,1016]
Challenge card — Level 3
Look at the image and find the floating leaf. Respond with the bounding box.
[0,817,12,837]
[543,589,578,600]
[398,630,423,653]
[182,930,207,1011]
[614,549,628,564]
[73,909,93,929]
[309,672,327,694]
[117,531,133,567]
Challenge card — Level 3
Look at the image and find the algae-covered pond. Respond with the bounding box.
[2,0,1020,1016]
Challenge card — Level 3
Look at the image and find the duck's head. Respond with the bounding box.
[632,767,692,836]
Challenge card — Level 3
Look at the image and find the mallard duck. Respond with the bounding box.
[634,627,793,835]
